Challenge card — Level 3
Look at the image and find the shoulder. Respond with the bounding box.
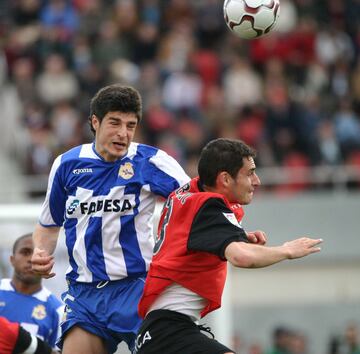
[186,190,227,206]
[0,278,13,291]
[60,143,100,164]
[128,142,161,160]
[51,143,102,175]
[33,287,62,307]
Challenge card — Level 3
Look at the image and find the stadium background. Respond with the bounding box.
[0,0,359,353]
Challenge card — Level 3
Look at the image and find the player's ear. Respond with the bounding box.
[217,171,230,188]
[10,255,15,266]
[91,115,100,131]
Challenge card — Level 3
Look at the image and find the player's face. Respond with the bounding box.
[10,237,41,285]
[92,111,138,162]
[227,157,260,205]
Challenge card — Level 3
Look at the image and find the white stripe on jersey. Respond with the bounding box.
[79,143,100,159]
[0,279,53,302]
[134,184,156,271]
[126,141,138,159]
[68,187,94,282]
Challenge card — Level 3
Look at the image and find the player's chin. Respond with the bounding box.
[111,145,128,158]
[22,274,42,283]
[243,193,254,204]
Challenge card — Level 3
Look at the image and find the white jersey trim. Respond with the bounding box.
[0,279,53,302]
[150,150,190,187]
[147,283,207,322]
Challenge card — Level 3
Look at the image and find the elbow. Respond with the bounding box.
[229,252,257,268]
[225,242,261,268]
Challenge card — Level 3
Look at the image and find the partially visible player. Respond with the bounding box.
[30,84,190,354]
[0,234,63,352]
[135,138,323,354]
[0,316,56,354]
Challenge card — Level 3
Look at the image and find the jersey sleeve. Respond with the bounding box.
[187,198,248,259]
[39,155,67,227]
[148,149,190,198]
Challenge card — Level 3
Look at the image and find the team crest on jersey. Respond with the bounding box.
[222,212,242,228]
[118,162,134,179]
[32,304,47,320]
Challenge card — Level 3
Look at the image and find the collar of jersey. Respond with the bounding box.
[91,142,132,164]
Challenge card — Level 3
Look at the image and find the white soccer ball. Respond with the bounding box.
[223,0,280,39]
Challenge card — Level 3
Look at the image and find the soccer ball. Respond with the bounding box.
[223,0,280,39]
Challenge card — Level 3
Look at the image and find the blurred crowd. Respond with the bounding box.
[232,322,360,354]
[0,0,360,184]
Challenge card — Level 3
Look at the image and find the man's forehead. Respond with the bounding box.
[16,237,33,250]
[244,156,256,169]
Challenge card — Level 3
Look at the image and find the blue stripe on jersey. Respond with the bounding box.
[65,218,79,281]
[85,217,108,282]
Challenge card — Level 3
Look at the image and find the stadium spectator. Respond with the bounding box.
[0,316,56,354]
[344,323,360,354]
[31,84,189,354]
[135,138,322,354]
[0,233,63,352]
[36,53,79,106]
[265,326,294,354]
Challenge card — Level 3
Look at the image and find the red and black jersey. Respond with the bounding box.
[0,316,20,354]
[138,177,248,319]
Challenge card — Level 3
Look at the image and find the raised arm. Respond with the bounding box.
[31,223,60,279]
[225,237,322,268]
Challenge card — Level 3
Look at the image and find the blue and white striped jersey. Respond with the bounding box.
[39,142,190,283]
[0,279,64,348]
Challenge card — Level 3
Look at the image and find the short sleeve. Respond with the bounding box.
[187,198,248,259]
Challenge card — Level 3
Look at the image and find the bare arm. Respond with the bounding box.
[31,223,60,279]
[225,237,322,268]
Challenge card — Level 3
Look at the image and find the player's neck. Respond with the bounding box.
[11,278,42,295]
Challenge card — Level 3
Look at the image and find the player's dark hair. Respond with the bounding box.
[12,233,32,254]
[88,84,142,135]
[198,138,256,187]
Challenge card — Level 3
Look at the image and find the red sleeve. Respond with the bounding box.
[0,316,20,354]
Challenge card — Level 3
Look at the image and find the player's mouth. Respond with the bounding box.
[23,267,35,274]
[113,142,127,150]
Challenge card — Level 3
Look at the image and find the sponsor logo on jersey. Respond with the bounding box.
[67,198,133,216]
[32,304,47,320]
[0,301,5,307]
[67,199,80,214]
[118,162,134,179]
[72,168,93,175]
[222,212,242,228]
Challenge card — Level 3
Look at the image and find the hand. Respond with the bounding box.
[283,237,323,259]
[246,230,267,245]
[31,248,56,279]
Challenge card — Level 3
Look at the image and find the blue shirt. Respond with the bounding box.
[0,279,64,348]
[39,142,190,282]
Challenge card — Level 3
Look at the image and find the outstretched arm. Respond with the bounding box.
[225,237,322,268]
[31,223,60,279]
